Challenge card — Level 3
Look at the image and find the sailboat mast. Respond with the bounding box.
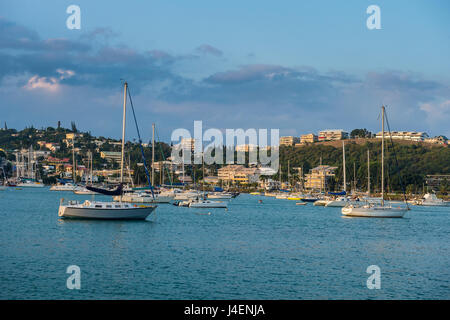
[152,123,155,187]
[342,141,346,192]
[120,82,128,184]
[72,141,76,183]
[381,105,385,206]
[367,149,370,195]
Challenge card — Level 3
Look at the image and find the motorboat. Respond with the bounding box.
[207,192,233,199]
[17,179,45,188]
[188,199,228,208]
[419,193,449,206]
[113,192,172,203]
[313,199,331,206]
[325,197,359,207]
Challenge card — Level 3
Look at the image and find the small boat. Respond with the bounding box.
[207,192,233,199]
[50,183,76,191]
[287,196,302,201]
[313,199,330,206]
[188,199,228,208]
[174,190,203,200]
[173,200,191,207]
[325,197,359,207]
[296,202,307,206]
[73,186,98,195]
[17,179,45,188]
[250,192,260,195]
[300,196,319,203]
[419,193,449,206]
[113,192,172,203]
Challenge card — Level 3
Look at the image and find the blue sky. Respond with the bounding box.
[1,0,449,142]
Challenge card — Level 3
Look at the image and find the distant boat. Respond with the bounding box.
[189,199,228,208]
[73,186,99,195]
[207,192,233,199]
[17,179,45,188]
[300,195,320,203]
[313,199,330,206]
[342,106,408,218]
[326,197,359,207]
[58,82,156,220]
[419,193,449,206]
[50,183,76,191]
[113,192,172,203]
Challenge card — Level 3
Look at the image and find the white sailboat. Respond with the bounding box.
[342,106,408,218]
[58,82,157,220]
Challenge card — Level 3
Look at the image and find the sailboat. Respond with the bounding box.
[342,106,408,218]
[326,141,359,207]
[16,147,45,188]
[188,153,228,208]
[58,82,157,220]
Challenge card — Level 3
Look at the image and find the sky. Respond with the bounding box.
[1,0,449,143]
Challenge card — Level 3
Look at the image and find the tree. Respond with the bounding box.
[350,128,372,139]
[71,121,78,133]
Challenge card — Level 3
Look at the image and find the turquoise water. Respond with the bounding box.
[0,188,449,299]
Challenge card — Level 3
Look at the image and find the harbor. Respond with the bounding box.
[1,1,449,304]
[0,187,449,299]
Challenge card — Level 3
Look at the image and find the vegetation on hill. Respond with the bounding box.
[279,141,449,193]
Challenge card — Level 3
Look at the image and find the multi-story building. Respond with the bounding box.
[300,133,318,144]
[180,138,196,152]
[304,165,337,191]
[218,165,244,181]
[424,136,448,145]
[279,136,300,146]
[152,160,177,172]
[100,151,122,162]
[318,130,348,141]
[375,131,429,142]
[217,164,260,184]
[235,144,258,152]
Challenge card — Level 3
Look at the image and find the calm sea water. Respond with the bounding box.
[0,188,449,300]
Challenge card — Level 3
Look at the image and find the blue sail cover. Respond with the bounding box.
[214,187,224,192]
[328,191,347,196]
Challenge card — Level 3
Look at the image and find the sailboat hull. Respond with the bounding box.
[58,205,156,220]
[342,206,407,218]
